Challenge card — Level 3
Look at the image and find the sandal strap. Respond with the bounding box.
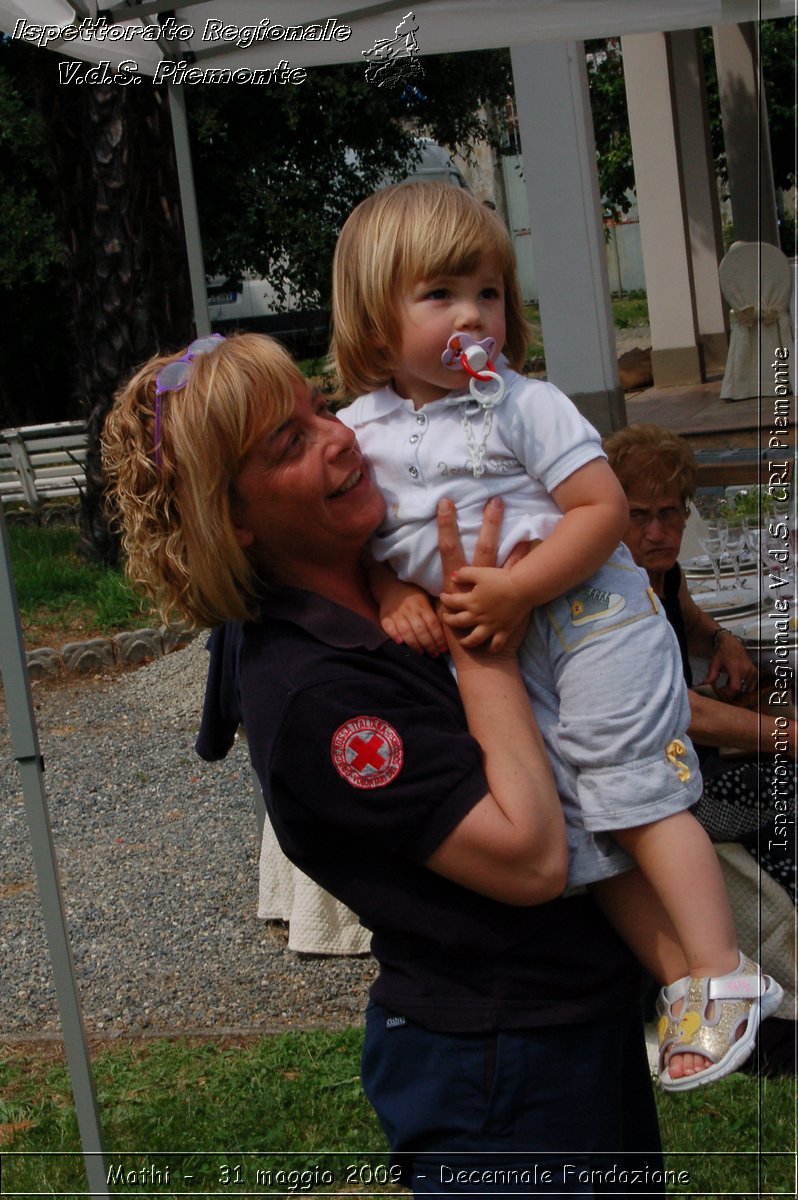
[707,973,768,1001]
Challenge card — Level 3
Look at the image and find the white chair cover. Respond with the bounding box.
[679,501,711,562]
[716,841,796,1018]
[257,811,371,955]
[719,241,795,401]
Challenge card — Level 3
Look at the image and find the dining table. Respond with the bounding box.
[682,543,797,679]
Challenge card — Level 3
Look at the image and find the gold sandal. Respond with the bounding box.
[657,954,784,1092]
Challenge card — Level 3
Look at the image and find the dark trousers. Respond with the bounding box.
[361,1002,664,1196]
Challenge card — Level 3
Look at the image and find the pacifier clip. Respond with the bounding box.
[441,333,505,478]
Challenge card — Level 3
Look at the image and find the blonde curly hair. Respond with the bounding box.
[102,333,305,628]
[331,181,532,397]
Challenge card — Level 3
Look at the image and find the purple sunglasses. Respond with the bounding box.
[153,333,225,469]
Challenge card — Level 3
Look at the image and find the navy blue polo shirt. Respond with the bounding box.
[196,587,641,1033]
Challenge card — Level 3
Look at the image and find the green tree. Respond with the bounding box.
[0,39,193,560]
[188,51,512,306]
[759,17,797,193]
[585,39,635,216]
[0,59,60,287]
[586,19,796,219]
[41,73,193,564]
[0,39,73,429]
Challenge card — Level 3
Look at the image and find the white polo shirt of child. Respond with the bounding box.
[339,364,702,888]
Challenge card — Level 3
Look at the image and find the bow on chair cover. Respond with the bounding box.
[719,241,795,401]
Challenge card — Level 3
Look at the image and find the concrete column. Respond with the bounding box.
[510,40,625,434]
[622,31,703,387]
[713,22,779,247]
[670,29,729,375]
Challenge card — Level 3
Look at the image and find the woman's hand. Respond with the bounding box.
[704,631,759,701]
[367,559,448,657]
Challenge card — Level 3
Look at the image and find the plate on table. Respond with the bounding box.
[722,610,798,649]
[690,585,759,618]
[682,553,756,577]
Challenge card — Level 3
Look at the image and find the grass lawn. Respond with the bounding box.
[6,521,155,649]
[0,1032,794,1197]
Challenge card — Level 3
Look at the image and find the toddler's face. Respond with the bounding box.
[390,253,506,408]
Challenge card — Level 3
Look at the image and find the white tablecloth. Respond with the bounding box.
[257,812,371,955]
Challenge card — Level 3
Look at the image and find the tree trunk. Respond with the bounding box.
[45,74,193,564]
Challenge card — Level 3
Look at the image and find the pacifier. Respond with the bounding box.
[441,333,505,406]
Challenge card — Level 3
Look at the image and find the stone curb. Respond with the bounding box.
[25,626,198,681]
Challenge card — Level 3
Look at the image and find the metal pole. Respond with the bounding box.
[167,82,212,337]
[0,506,110,1198]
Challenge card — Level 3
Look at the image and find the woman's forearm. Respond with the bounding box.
[428,497,568,905]
[688,688,797,756]
[427,648,568,905]
[456,653,563,833]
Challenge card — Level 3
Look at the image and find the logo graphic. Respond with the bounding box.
[665,738,692,783]
[331,717,404,788]
[567,584,625,627]
[362,11,424,89]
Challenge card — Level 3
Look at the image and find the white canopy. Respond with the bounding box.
[1,0,793,74]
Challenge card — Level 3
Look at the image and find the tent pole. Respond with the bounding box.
[511,40,626,434]
[167,82,211,337]
[0,507,110,1198]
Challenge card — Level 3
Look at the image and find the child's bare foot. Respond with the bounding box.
[662,996,716,1080]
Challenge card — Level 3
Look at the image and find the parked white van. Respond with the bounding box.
[206,139,466,351]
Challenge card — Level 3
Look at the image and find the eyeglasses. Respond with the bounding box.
[153,334,225,469]
[628,505,688,529]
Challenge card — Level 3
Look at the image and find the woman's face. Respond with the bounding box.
[622,490,688,576]
[231,383,385,584]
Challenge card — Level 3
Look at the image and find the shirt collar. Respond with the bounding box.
[259,585,387,651]
[358,354,510,419]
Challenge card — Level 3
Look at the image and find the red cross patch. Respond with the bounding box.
[331,717,404,789]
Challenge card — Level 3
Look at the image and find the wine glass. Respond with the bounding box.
[699,526,725,592]
[722,520,746,590]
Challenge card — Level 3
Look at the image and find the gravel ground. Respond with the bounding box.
[0,638,377,1041]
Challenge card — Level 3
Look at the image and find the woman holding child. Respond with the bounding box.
[103,184,780,1193]
[103,330,665,1195]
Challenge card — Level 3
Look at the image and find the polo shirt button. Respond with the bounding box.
[409,434,419,444]
[409,466,419,478]
[416,413,426,424]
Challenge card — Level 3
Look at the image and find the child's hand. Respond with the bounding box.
[439,566,529,651]
[381,586,449,658]
[367,559,448,657]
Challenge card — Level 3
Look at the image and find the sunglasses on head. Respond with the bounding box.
[153,334,225,470]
